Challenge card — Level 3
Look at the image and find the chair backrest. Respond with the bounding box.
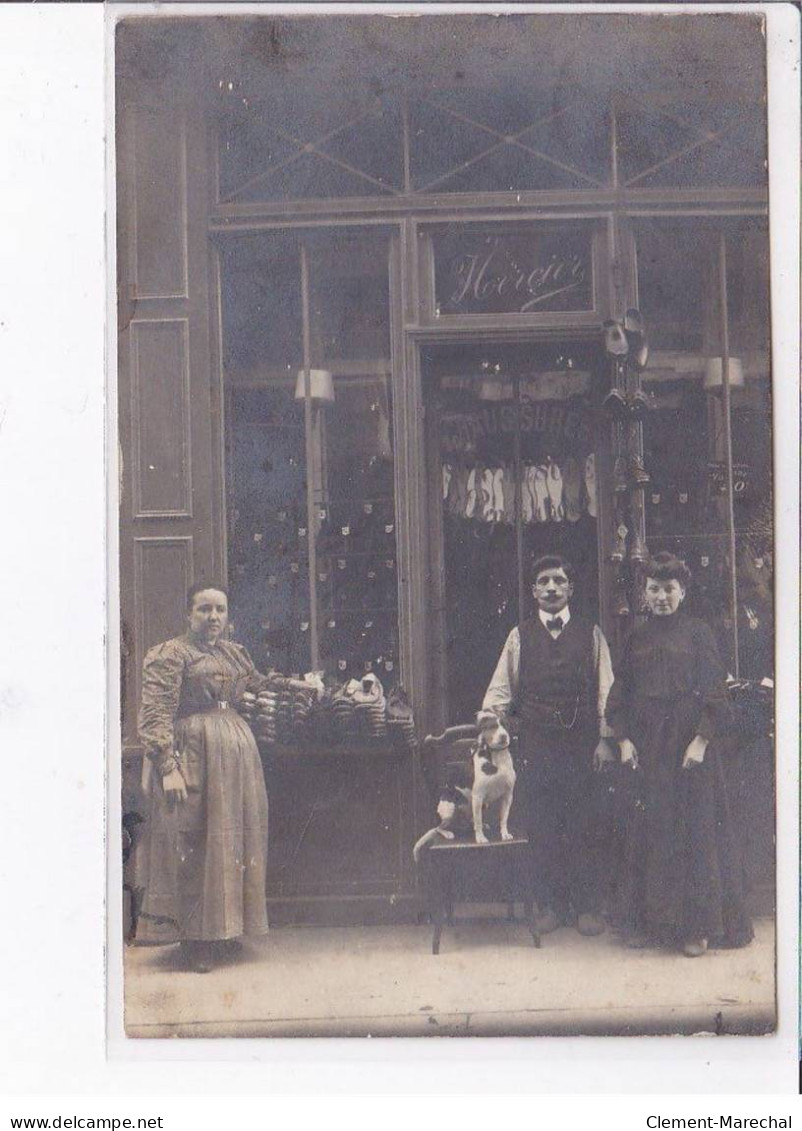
[422,724,479,794]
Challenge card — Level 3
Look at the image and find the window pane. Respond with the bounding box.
[223,229,401,704]
[221,231,303,377]
[636,218,774,676]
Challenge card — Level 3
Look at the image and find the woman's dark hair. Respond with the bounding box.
[645,551,692,586]
[186,582,229,612]
[531,554,576,585]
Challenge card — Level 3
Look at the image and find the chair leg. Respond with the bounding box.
[432,910,444,956]
[524,900,541,948]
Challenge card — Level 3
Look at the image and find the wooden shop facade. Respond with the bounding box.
[117,14,774,923]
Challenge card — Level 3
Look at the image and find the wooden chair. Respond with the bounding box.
[419,725,540,954]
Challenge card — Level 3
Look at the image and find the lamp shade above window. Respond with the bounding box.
[295,368,335,403]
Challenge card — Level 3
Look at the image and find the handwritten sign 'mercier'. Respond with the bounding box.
[434,230,593,316]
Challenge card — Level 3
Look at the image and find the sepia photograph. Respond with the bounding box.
[114,7,778,1040]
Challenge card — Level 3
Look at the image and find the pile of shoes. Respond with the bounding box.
[352,673,387,740]
[240,677,318,747]
[331,679,361,743]
[386,685,416,750]
[243,674,417,750]
[305,674,337,745]
[241,687,279,745]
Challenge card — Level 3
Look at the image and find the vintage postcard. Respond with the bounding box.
[114,4,779,1039]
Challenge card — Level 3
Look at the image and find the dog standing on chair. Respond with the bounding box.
[471,710,516,844]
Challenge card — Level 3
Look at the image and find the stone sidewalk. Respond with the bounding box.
[123,915,775,1040]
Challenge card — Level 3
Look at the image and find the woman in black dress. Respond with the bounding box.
[607,552,753,956]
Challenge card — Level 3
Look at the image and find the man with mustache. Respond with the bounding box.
[482,555,615,937]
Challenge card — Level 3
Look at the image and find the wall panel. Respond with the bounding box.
[131,319,192,517]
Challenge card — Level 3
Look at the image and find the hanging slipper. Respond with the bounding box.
[442,463,452,502]
[623,308,649,371]
[628,387,652,417]
[501,465,516,524]
[628,452,651,486]
[584,453,598,518]
[614,579,631,618]
[546,460,565,522]
[610,521,628,563]
[603,319,629,358]
[603,386,629,416]
[481,467,496,522]
[613,453,629,494]
[562,457,582,522]
[532,465,550,522]
[465,468,477,519]
[629,530,648,563]
[453,466,469,516]
[492,467,505,523]
[521,465,534,523]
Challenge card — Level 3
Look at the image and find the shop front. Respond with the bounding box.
[118,14,773,925]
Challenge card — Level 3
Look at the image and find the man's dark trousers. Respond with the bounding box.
[516,614,608,920]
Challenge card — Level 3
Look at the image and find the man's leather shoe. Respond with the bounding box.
[532,908,561,934]
[625,933,652,949]
[181,940,214,973]
[576,913,606,937]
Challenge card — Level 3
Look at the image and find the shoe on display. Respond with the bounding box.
[603,319,629,358]
[610,523,628,563]
[628,453,650,486]
[614,592,631,617]
[613,455,629,494]
[387,685,416,749]
[602,387,628,416]
[629,531,648,563]
[628,388,652,416]
[623,308,649,371]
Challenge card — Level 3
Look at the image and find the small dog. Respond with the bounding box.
[412,786,473,862]
[471,710,516,844]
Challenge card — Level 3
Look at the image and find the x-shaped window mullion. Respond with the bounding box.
[417,99,604,191]
[223,104,400,202]
[620,91,755,186]
[623,120,737,187]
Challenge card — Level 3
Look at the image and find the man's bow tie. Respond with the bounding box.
[546,617,564,634]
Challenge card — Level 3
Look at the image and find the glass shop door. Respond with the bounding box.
[424,341,603,729]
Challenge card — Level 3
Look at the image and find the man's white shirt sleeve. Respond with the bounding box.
[482,626,520,717]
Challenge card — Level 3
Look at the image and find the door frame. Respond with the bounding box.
[403,322,615,738]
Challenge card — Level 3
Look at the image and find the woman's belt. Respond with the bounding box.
[177,700,234,719]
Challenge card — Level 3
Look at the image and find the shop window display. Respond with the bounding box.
[222,230,405,746]
[635,218,772,680]
[424,343,601,726]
